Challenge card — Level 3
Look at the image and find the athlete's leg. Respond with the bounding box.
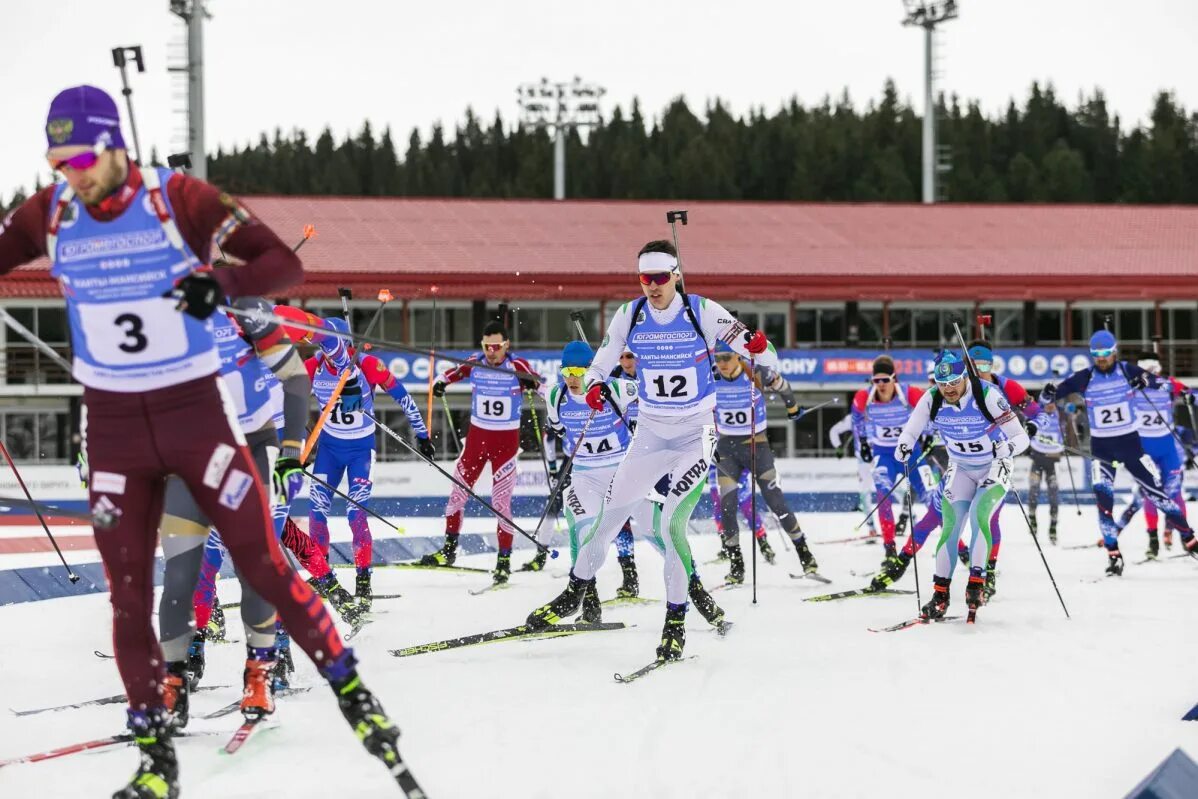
[932,463,980,581]
[443,433,490,538]
[486,429,521,552]
[345,443,376,569]
[1046,456,1060,525]
[159,478,212,663]
[715,437,744,546]
[1028,458,1043,521]
[308,439,348,558]
[871,456,898,548]
[737,468,766,541]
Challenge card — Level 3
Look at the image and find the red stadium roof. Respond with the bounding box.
[9,197,1198,301]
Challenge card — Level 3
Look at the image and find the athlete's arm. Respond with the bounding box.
[895,392,935,459]
[546,385,566,438]
[362,355,429,439]
[989,389,1030,456]
[608,378,639,417]
[828,414,855,448]
[699,298,781,372]
[850,389,869,440]
[232,296,309,449]
[0,188,54,273]
[167,174,302,297]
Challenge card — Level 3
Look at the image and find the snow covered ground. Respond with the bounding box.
[1,509,1196,798]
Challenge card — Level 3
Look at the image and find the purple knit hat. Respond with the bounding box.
[45,85,126,151]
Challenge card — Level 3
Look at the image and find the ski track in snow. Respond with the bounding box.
[1,510,1196,798]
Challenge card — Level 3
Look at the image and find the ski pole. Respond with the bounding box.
[0,308,72,374]
[855,449,929,530]
[212,300,545,382]
[528,408,598,550]
[301,369,350,463]
[902,459,921,611]
[0,440,78,582]
[749,352,759,606]
[792,396,841,419]
[1051,439,1175,504]
[525,388,555,491]
[302,468,405,535]
[364,410,553,556]
[1059,423,1083,516]
[1007,487,1071,619]
[0,494,93,521]
[294,224,316,253]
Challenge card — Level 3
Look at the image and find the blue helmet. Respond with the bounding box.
[933,352,966,384]
[714,340,734,355]
[1089,330,1117,355]
[560,340,594,369]
[319,316,351,355]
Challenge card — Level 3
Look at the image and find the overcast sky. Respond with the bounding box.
[2,0,1196,197]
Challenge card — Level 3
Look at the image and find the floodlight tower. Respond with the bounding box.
[517,77,605,200]
[903,0,958,204]
[168,0,210,179]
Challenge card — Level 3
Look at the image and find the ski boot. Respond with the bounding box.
[112,708,178,799]
[162,662,190,731]
[185,632,206,690]
[355,568,373,614]
[724,544,746,585]
[957,543,970,567]
[579,582,602,623]
[418,536,458,566]
[492,551,512,585]
[331,671,410,785]
[712,547,730,562]
[519,550,548,572]
[794,536,819,574]
[308,573,362,625]
[656,603,687,662]
[241,647,277,719]
[526,574,592,630]
[920,576,951,620]
[1048,519,1058,545]
[983,558,998,604]
[1163,528,1174,550]
[205,603,227,642]
[895,511,910,536]
[884,541,897,559]
[1145,529,1160,561]
[272,626,294,692]
[1105,551,1124,577]
[1029,517,1038,537]
[688,573,726,628]
[616,555,640,598]
[965,570,985,621]
[756,534,776,564]
[868,550,911,592]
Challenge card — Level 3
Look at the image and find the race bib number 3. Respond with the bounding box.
[77,297,189,366]
[1094,402,1130,429]
[643,367,699,404]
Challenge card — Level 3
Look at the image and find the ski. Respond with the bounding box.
[0,731,217,769]
[222,715,274,755]
[201,686,313,720]
[1063,542,1103,550]
[869,615,963,633]
[93,650,113,660]
[819,533,880,545]
[1183,702,1198,722]
[710,582,742,593]
[373,593,404,600]
[602,596,659,607]
[389,622,627,658]
[805,588,915,603]
[468,582,511,596]
[373,562,491,574]
[614,655,698,684]
[12,685,228,717]
[789,572,833,584]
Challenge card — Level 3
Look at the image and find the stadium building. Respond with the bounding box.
[4,196,1196,462]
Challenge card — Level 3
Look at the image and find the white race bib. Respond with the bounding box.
[945,436,991,459]
[577,432,619,458]
[1093,402,1131,430]
[476,397,509,418]
[77,297,189,366]
[221,371,249,417]
[642,366,699,405]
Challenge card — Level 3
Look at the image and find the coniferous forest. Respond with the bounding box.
[4,80,1197,213]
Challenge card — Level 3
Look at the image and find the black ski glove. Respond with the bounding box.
[166,272,222,320]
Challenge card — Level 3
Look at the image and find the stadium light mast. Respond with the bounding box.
[517,77,605,200]
[902,0,958,204]
[168,0,210,179]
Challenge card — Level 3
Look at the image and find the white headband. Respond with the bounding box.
[638,251,678,273]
